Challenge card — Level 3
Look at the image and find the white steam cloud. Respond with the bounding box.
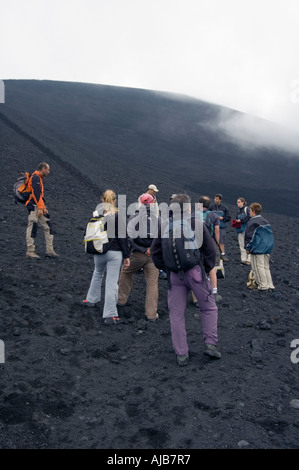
[214,108,299,156]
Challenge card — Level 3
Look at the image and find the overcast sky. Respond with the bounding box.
[1,0,299,132]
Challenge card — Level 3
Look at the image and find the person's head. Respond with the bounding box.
[170,193,191,214]
[237,197,246,207]
[38,162,50,177]
[147,184,159,197]
[214,193,222,205]
[139,193,155,205]
[249,202,262,216]
[198,195,211,209]
[102,189,117,213]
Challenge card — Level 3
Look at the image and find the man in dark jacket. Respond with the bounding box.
[151,194,221,366]
[209,193,231,261]
[118,193,159,321]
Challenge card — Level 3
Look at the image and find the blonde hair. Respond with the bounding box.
[102,190,118,214]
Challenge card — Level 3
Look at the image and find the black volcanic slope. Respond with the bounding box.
[1,79,299,215]
[0,80,299,450]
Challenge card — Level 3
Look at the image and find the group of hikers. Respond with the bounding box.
[21,162,275,367]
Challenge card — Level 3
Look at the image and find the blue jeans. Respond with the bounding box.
[86,250,123,318]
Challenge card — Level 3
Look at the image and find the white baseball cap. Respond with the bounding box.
[148,184,159,192]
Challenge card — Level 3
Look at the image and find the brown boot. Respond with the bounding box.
[46,249,59,258]
[26,251,41,259]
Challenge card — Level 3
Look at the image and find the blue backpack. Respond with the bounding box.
[202,210,215,238]
[246,224,274,254]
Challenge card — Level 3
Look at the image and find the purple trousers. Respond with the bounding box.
[168,266,218,356]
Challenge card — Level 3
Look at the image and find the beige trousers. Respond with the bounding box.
[251,254,274,290]
[238,232,251,263]
[118,251,159,320]
[26,207,54,253]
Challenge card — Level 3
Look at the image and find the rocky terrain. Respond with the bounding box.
[0,81,299,451]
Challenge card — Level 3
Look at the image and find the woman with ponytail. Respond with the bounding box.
[234,197,251,265]
[82,190,130,324]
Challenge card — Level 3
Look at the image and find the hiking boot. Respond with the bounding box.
[82,300,96,307]
[247,282,258,290]
[104,316,123,325]
[241,261,251,266]
[213,293,222,302]
[26,251,41,259]
[204,343,222,359]
[147,313,159,322]
[46,250,59,258]
[176,354,189,367]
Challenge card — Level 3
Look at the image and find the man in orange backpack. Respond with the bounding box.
[25,162,58,259]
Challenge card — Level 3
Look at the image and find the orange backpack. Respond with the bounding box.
[13,172,32,204]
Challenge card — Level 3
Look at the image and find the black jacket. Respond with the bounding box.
[209,203,231,226]
[101,212,130,258]
[235,205,250,233]
[127,206,159,253]
[236,205,250,225]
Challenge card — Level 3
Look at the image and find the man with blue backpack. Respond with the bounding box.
[196,196,222,302]
[245,202,275,291]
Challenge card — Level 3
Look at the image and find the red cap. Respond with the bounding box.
[140,193,155,205]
